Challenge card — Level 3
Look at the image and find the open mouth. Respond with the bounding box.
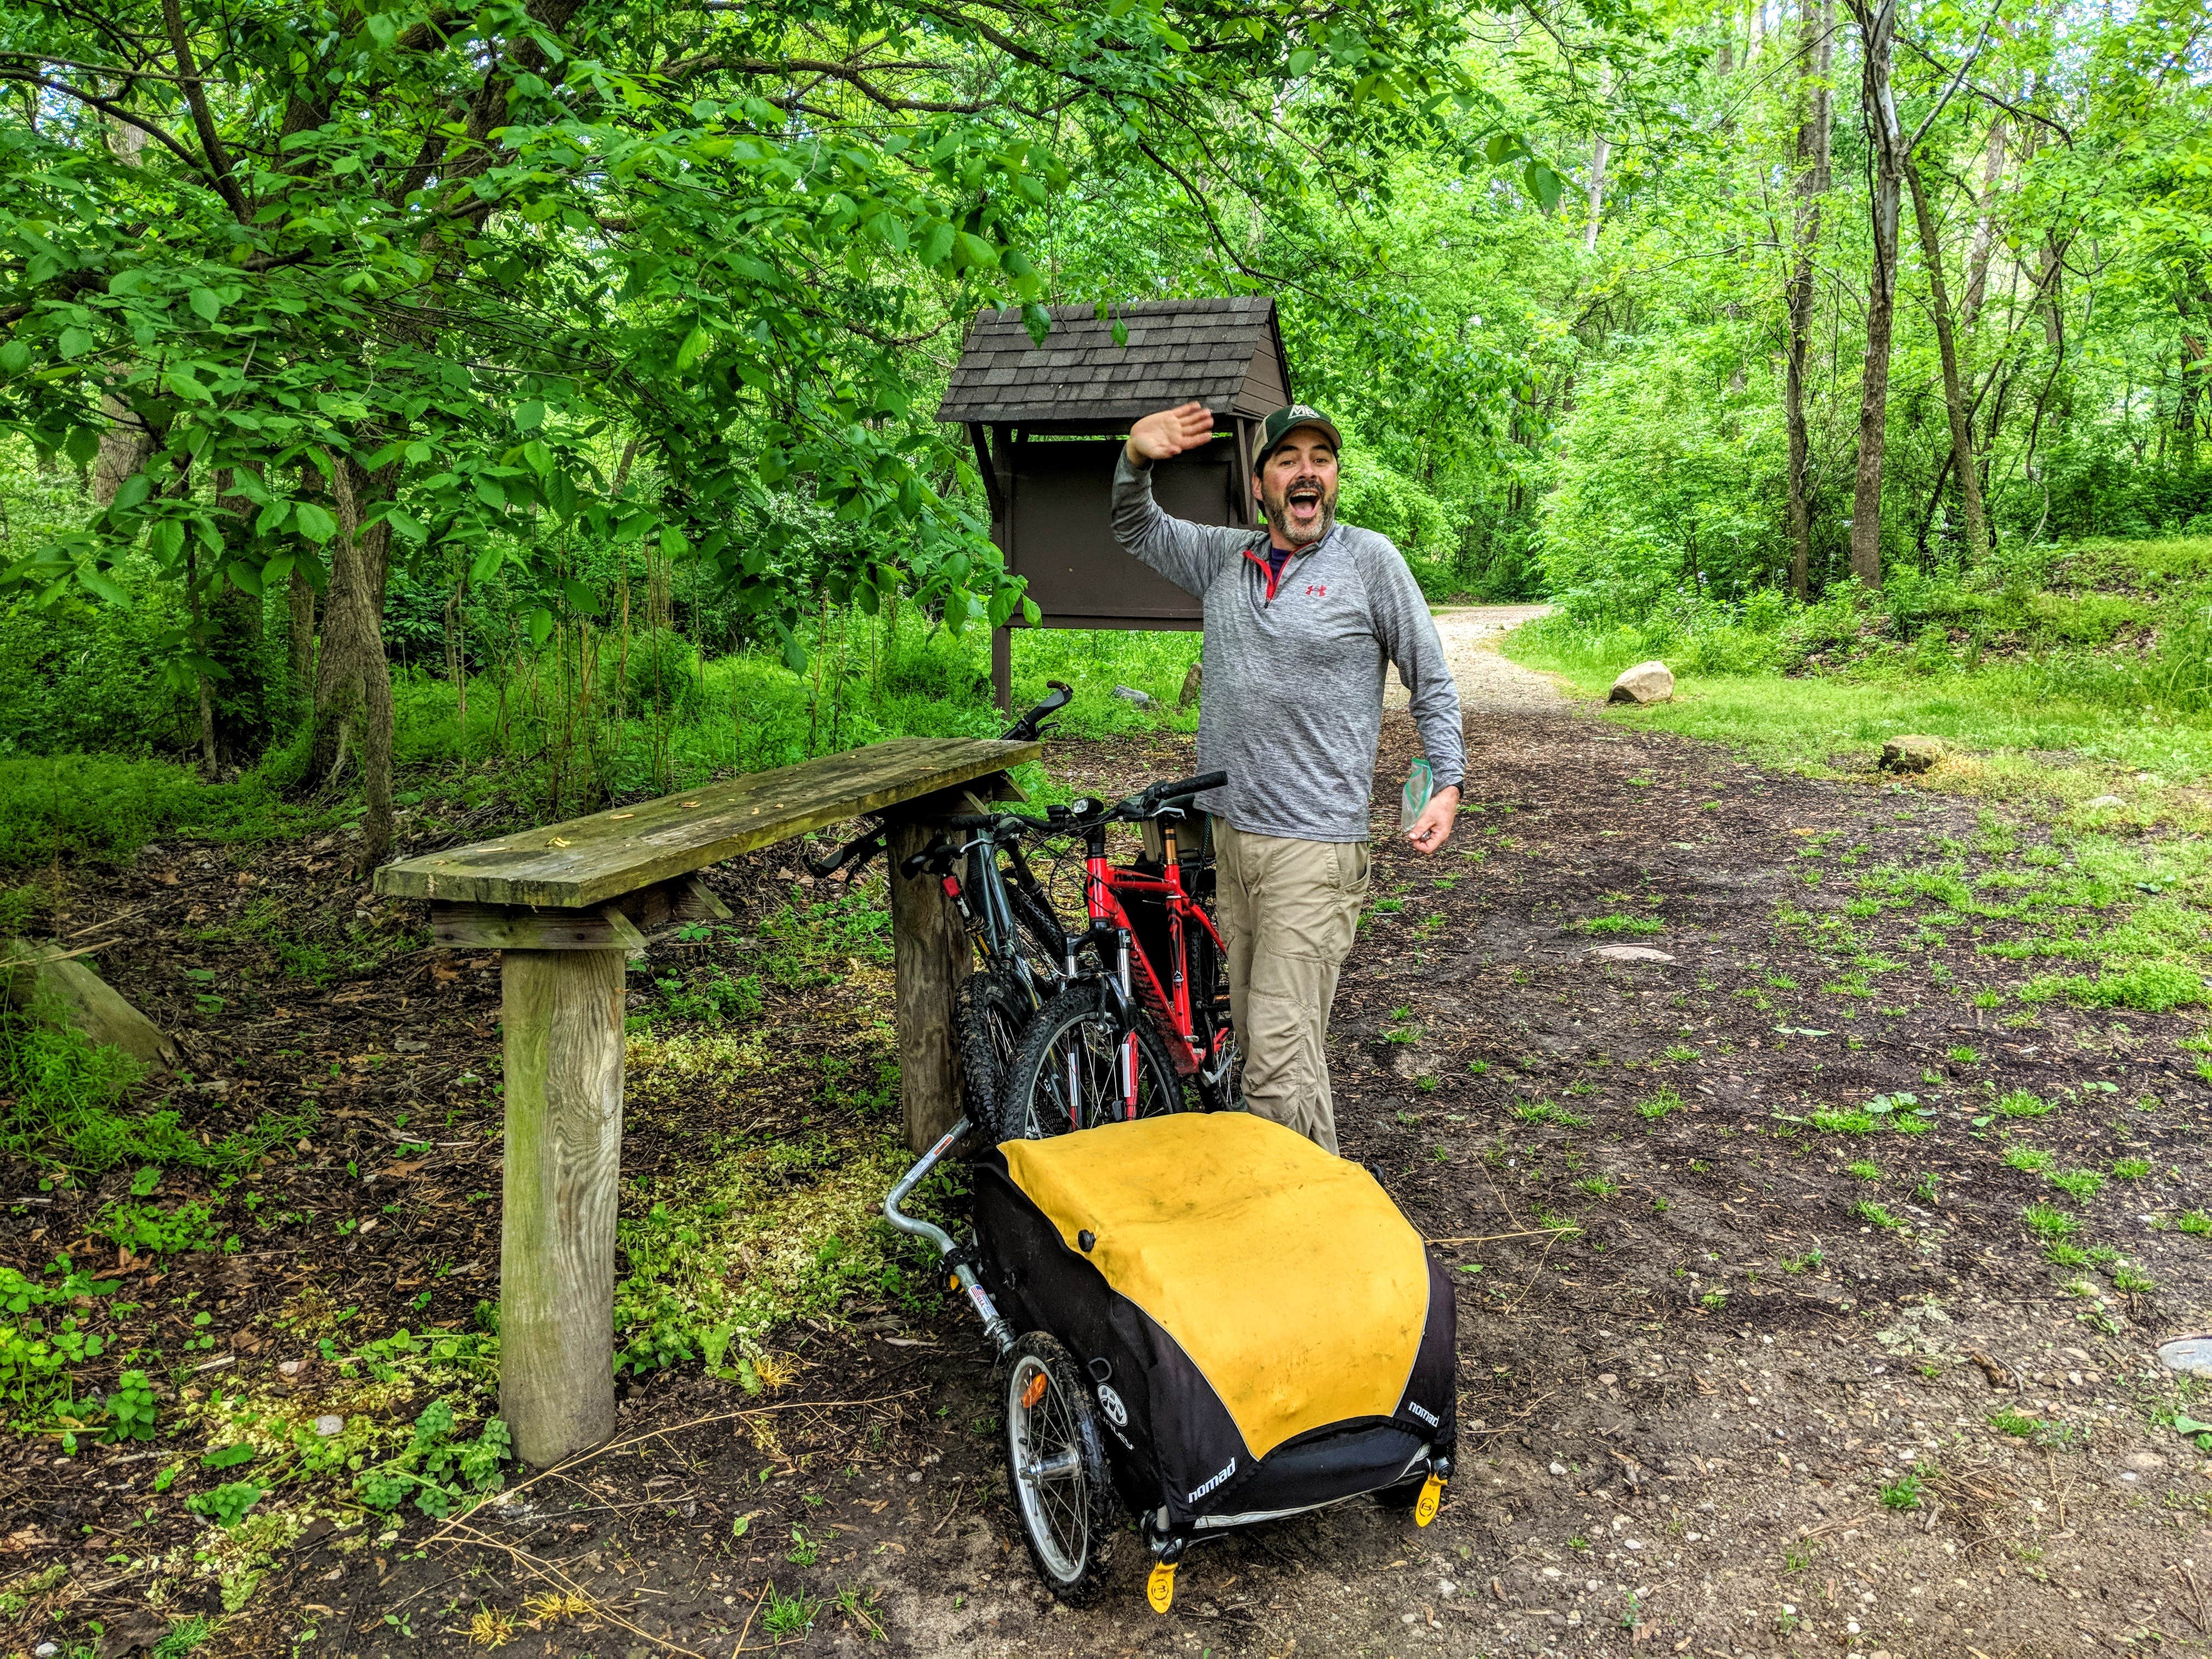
[1285,486,1324,516]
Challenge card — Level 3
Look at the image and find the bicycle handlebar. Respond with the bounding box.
[804,827,885,881]
[1138,770,1227,809]
[1002,680,1073,743]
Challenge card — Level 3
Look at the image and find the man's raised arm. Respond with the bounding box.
[1111,402,1250,599]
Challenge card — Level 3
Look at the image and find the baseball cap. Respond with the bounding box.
[1253,404,1344,471]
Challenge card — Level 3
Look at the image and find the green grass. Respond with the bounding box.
[1878,1474,1926,1510]
[1997,1089,2055,1118]
[1511,1100,1586,1128]
[1636,1086,1684,1120]
[2048,1169,2106,1203]
[1847,1160,1882,1181]
[2004,1143,2054,1173]
[1576,913,1667,936]
[0,1002,314,1175]
[2112,1156,2152,1179]
[2022,1202,2079,1240]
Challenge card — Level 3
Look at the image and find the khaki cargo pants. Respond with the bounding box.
[1212,818,1371,1155]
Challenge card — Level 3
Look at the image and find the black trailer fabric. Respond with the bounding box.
[972,1114,1455,1530]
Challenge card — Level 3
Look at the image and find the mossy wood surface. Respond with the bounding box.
[499,947,627,1467]
[374,737,1041,908]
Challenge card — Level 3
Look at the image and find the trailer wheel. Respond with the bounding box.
[1005,1331,1116,1602]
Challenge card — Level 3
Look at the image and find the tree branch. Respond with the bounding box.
[0,68,215,178]
[655,54,992,112]
[158,0,248,220]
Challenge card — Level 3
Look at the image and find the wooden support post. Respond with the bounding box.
[991,626,1012,715]
[889,817,970,1152]
[499,946,627,1467]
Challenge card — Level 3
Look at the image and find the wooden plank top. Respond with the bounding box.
[373,736,1042,909]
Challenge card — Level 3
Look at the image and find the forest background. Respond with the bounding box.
[4,0,2207,865]
[2,0,2212,1629]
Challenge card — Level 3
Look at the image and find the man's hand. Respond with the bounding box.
[1404,785,1460,855]
[1125,403,1215,468]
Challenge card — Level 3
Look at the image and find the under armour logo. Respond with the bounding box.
[1305,584,1327,597]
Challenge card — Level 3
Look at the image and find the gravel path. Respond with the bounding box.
[1387,603,1564,713]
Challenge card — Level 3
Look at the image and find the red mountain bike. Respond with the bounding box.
[994,770,1242,1142]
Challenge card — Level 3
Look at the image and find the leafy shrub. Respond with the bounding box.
[354,1397,512,1519]
[186,1480,266,1528]
[0,1265,123,1430]
[95,1199,221,1261]
[605,627,702,718]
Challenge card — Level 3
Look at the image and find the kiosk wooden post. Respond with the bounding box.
[374,736,1038,1466]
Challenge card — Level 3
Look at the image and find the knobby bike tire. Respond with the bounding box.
[996,979,1185,1144]
[955,973,1035,1144]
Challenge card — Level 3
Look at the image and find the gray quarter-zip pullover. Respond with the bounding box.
[1110,453,1465,843]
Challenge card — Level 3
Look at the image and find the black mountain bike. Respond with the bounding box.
[805,682,1077,1129]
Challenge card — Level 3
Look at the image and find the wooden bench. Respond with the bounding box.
[373,735,1039,1465]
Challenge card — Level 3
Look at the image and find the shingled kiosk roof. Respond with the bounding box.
[938,297,1291,425]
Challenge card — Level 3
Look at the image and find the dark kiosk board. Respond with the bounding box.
[937,297,1296,709]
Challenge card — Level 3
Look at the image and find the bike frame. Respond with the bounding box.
[1082,812,1228,1113]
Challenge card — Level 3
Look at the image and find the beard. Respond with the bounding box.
[1260,471,1339,548]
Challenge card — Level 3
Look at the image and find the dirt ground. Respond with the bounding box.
[7,622,2211,1659]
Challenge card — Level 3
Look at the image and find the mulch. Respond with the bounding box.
[3,703,2208,1658]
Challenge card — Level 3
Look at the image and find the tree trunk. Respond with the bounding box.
[1905,157,1990,565]
[2179,266,2208,467]
[1959,118,2007,329]
[320,457,401,873]
[1785,0,1835,600]
[1847,0,1906,590]
[1584,131,1610,253]
[288,564,317,721]
[183,542,219,781]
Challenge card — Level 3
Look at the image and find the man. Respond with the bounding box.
[1113,399,1464,1154]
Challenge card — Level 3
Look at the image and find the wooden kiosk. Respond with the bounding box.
[938,297,1296,710]
[373,736,1036,1465]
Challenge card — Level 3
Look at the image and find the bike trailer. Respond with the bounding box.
[969,1112,1456,1606]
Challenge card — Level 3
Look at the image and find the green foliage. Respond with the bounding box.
[354,1398,512,1520]
[95,1199,221,1261]
[0,1263,123,1430]
[1878,1475,1926,1510]
[2,1001,314,1174]
[2021,961,2205,1013]
[0,754,298,868]
[185,1480,266,1530]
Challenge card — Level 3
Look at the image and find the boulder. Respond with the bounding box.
[1607,661,1674,705]
[1110,684,1155,710]
[1878,735,1947,774]
[1590,945,1674,964]
[2,938,176,1067]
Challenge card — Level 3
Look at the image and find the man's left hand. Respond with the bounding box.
[1405,785,1460,855]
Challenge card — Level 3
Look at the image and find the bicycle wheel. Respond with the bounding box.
[1004,1331,1116,1602]
[1002,848,1073,981]
[956,972,1035,1139]
[997,979,1183,1143]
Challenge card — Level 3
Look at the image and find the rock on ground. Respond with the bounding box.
[1608,660,1675,704]
[2,937,176,1065]
[1879,734,1948,772]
